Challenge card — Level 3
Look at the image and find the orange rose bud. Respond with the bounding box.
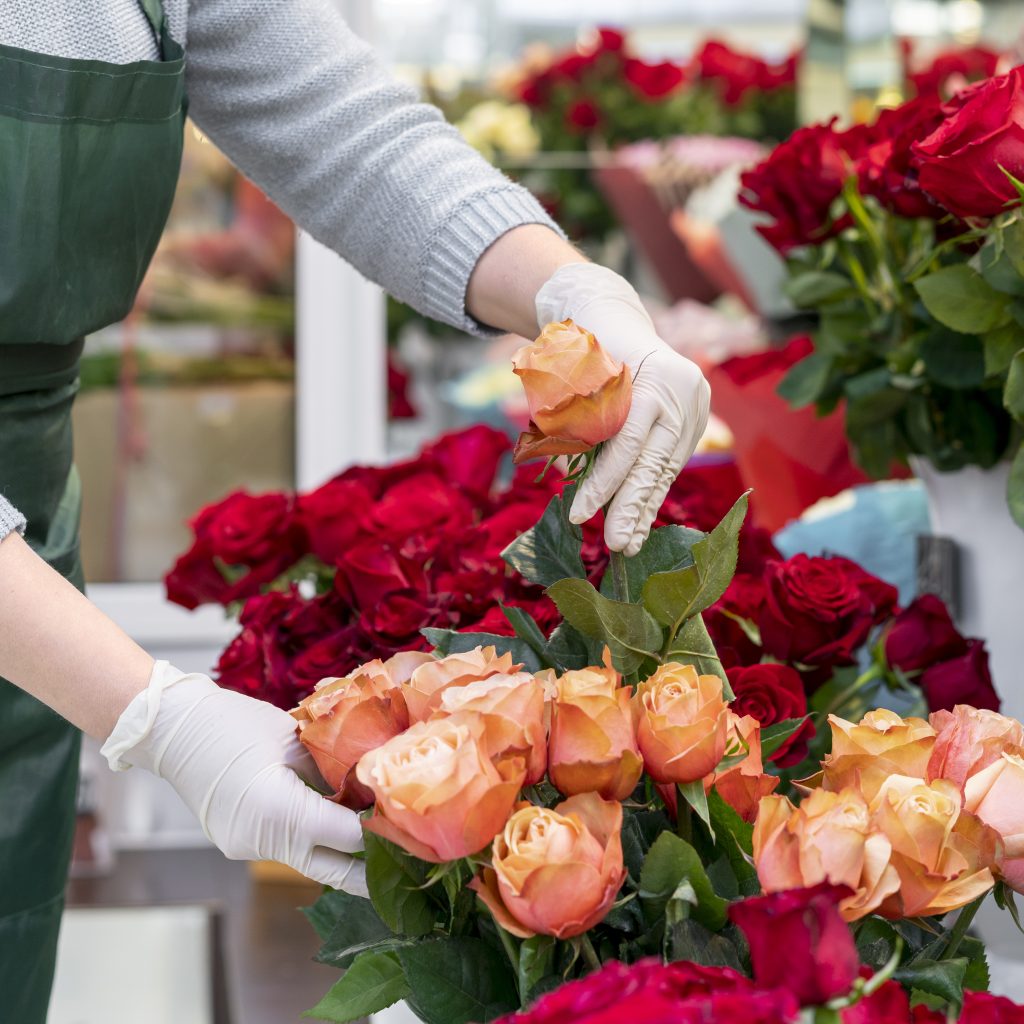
[548,658,643,801]
[434,671,548,785]
[821,709,936,801]
[634,663,730,785]
[402,646,520,723]
[710,712,779,823]
[471,792,626,938]
[964,751,1024,893]
[356,713,526,863]
[511,319,632,464]
[928,705,1024,790]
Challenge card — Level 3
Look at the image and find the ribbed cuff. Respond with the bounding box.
[419,184,566,337]
[0,495,26,542]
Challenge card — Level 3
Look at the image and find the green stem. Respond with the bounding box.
[825,663,884,717]
[676,789,693,844]
[578,932,603,974]
[497,926,522,1003]
[944,894,986,960]
[609,549,630,604]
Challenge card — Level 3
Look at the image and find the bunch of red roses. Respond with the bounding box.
[906,41,1005,100]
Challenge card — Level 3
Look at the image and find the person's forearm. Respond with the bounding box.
[466,225,587,338]
[0,533,153,739]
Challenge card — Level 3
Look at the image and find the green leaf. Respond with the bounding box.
[784,270,854,307]
[995,880,1024,936]
[664,615,728,693]
[600,524,703,602]
[546,578,664,675]
[1010,445,1024,530]
[543,621,603,672]
[639,831,728,932]
[895,957,968,1011]
[304,950,410,1022]
[621,809,673,882]
[914,265,1010,334]
[642,492,749,632]
[960,936,990,992]
[501,494,585,588]
[982,325,1021,377]
[313,890,394,968]
[856,917,900,972]
[679,779,715,840]
[421,629,543,673]
[1006,350,1024,423]
[777,352,834,407]
[665,918,746,970]
[499,604,550,659]
[919,331,987,390]
[364,833,437,937]
[759,716,810,760]
[398,937,518,1024]
[303,889,352,942]
[706,790,759,894]
[518,936,556,1005]
[976,236,1024,296]
[1002,215,1024,277]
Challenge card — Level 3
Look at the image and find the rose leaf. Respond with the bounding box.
[302,949,410,1022]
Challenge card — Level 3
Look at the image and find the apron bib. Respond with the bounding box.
[0,3,185,1019]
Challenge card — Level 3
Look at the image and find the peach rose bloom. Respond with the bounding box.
[472,793,626,938]
[753,788,900,921]
[871,775,996,917]
[822,709,936,800]
[403,646,519,723]
[634,663,729,785]
[928,706,1024,790]
[511,319,632,464]
[356,713,526,863]
[435,672,548,784]
[710,712,779,823]
[548,660,642,801]
[965,751,1024,892]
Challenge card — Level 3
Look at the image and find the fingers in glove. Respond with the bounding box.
[623,440,687,557]
[569,405,658,525]
[306,788,365,854]
[603,420,681,553]
[303,847,369,896]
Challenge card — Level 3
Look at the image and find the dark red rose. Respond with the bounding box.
[421,424,510,500]
[855,97,948,219]
[596,27,626,53]
[550,52,598,85]
[883,593,968,673]
[913,67,1024,218]
[387,350,417,419]
[730,884,859,1007]
[165,544,234,610]
[191,490,297,565]
[566,98,601,132]
[464,605,515,636]
[759,555,897,670]
[841,976,911,1023]
[215,626,267,698]
[706,573,767,668]
[727,663,813,766]
[717,336,814,387]
[920,638,1001,713]
[477,501,549,560]
[289,626,369,691]
[695,39,764,105]
[910,45,1003,99]
[363,589,440,645]
[370,472,473,541]
[740,120,865,253]
[959,991,1024,1024]
[295,478,373,565]
[336,540,424,607]
[624,58,686,99]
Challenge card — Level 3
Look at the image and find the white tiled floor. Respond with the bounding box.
[50,906,212,1024]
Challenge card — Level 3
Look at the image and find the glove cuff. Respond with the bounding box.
[535,263,653,333]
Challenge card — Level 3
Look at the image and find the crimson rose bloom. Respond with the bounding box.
[909,44,1002,99]
[727,663,813,767]
[958,991,1024,1023]
[841,977,911,1023]
[624,58,686,99]
[759,554,897,671]
[295,478,373,565]
[883,593,967,674]
[730,884,859,1007]
[913,68,1024,218]
[566,98,601,131]
[695,39,765,105]
[920,638,1001,713]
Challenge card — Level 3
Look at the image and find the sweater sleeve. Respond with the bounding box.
[184,0,562,335]
[0,495,26,542]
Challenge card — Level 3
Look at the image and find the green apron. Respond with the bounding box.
[0,3,185,1018]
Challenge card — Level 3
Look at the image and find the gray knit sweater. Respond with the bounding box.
[0,0,561,540]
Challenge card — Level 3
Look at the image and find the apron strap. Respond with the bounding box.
[136,0,168,52]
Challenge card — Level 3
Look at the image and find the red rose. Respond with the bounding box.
[363,590,440,645]
[624,58,686,99]
[370,472,473,541]
[165,544,237,610]
[695,40,763,105]
[566,99,601,132]
[336,540,424,607]
[841,977,911,1023]
[883,593,968,673]
[727,663,813,766]
[730,884,859,1007]
[421,424,509,500]
[289,626,369,691]
[913,68,1024,218]
[717,335,814,387]
[706,573,767,668]
[740,121,864,253]
[959,991,1024,1024]
[191,490,297,565]
[910,45,1003,99]
[215,627,267,698]
[759,555,897,670]
[477,501,549,560]
[596,27,625,53]
[920,638,1001,713]
[296,478,373,565]
[387,350,416,419]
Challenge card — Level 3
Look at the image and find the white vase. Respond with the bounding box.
[911,457,1024,722]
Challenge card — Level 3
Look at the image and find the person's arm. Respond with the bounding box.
[0,531,365,893]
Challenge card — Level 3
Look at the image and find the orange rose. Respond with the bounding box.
[634,663,730,785]
[871,775,996,916]
[964,751,1024,892]
[403,646,519,723]
[548,659,642,801]
[471,793,625,938]
[753,789,900,921]
[355,714,526,863]
[511,319,632,464]
[435,671,548,784]
[709,713,779,823]
[821,710,936,800]
[928,706,1024,790]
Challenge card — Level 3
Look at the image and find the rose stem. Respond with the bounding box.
[578,932,603,974]
[497,926,522,1004]
[609,549,630,604]
[675,787,693,844]
[943,894,986,959]
[824,662,883,717]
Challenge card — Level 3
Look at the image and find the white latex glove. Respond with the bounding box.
[100,661,366,895]
[536,263,711,556]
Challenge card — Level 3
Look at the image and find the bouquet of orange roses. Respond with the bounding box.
[294,322,1024,1024]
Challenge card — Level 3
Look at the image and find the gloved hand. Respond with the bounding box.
[100,661,366,894]
[536,263,711,556]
